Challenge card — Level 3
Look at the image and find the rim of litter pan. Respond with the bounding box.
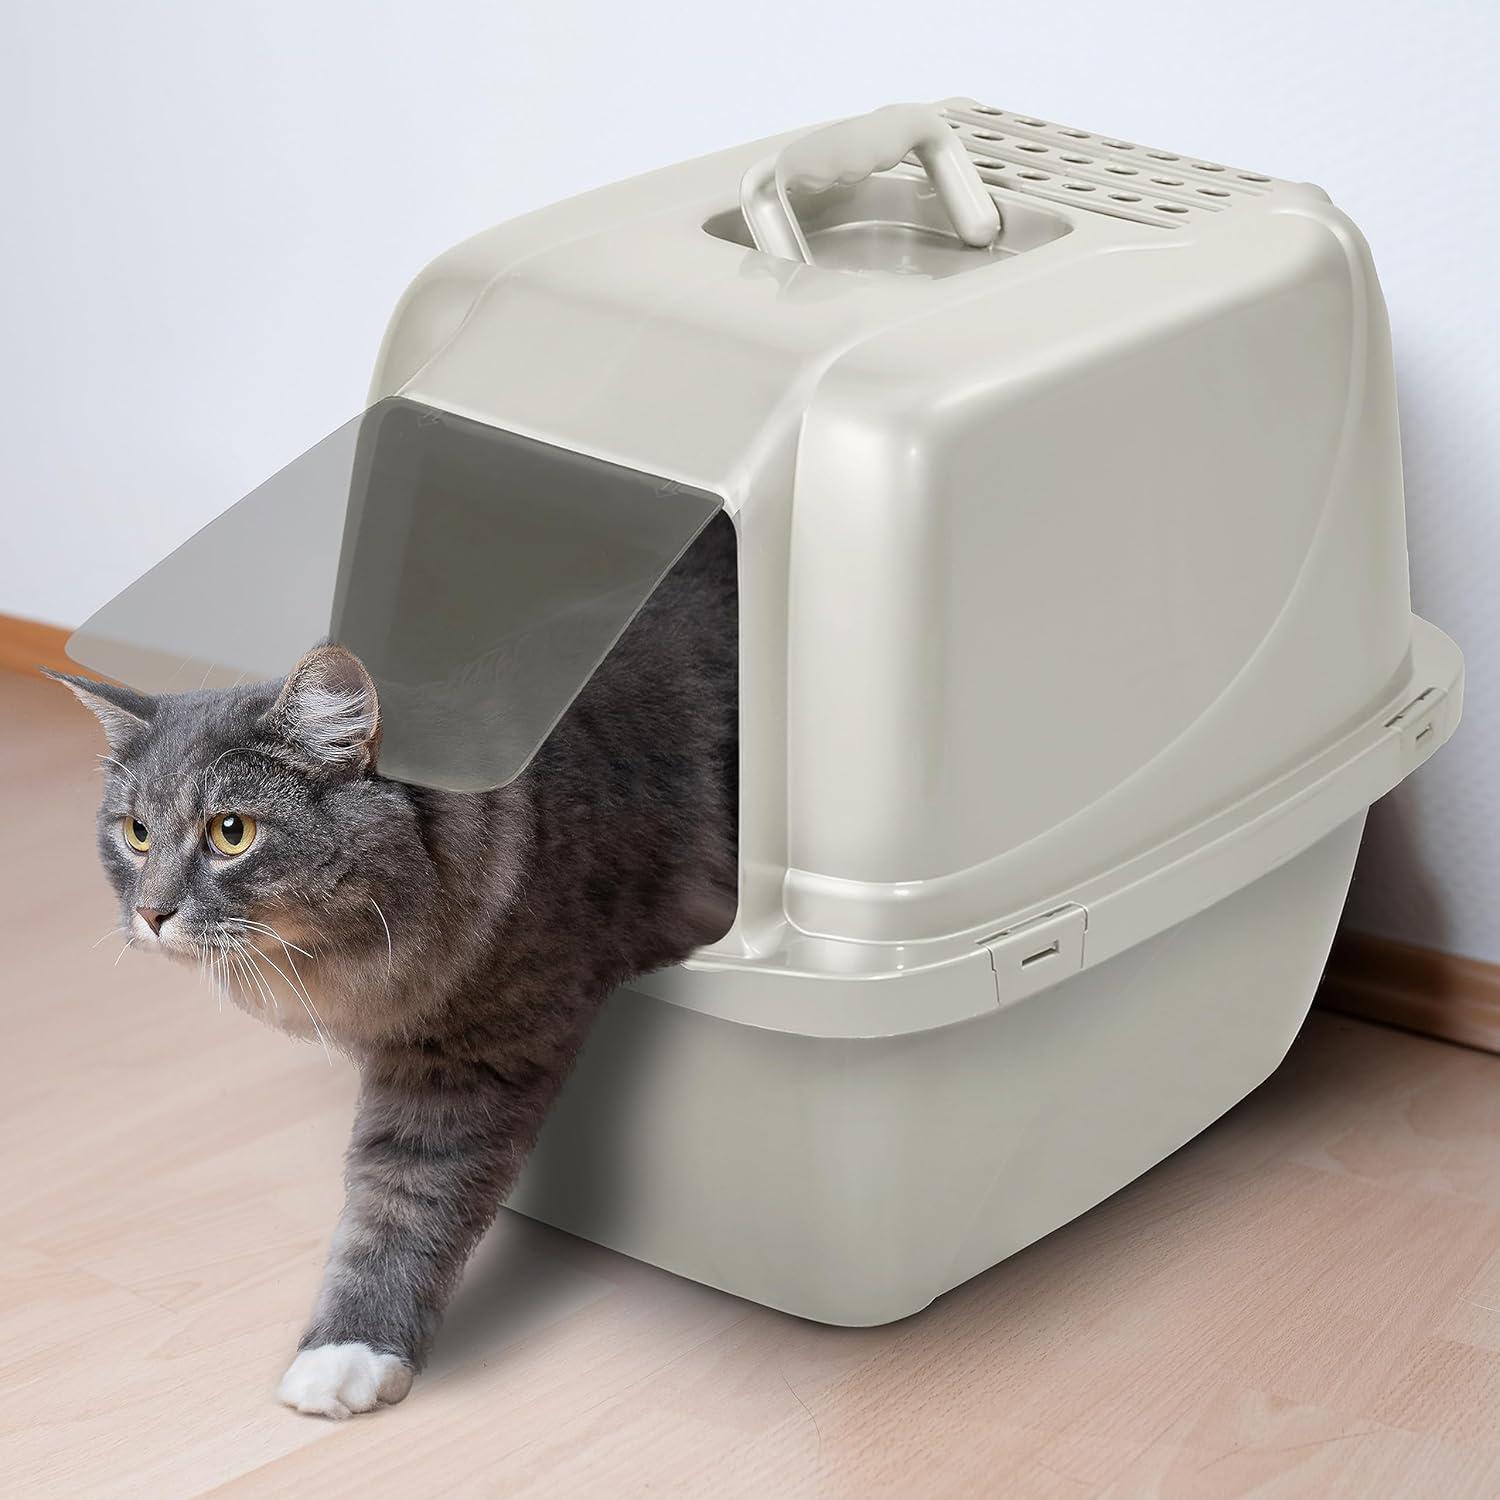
[628,614,1463,1040]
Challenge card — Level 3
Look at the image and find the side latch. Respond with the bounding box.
[1384,688,1448,772]
[981,903,1087,1010]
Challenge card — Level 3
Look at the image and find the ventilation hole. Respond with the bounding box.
[1058,128,1090,138]
[1018,169,1049,180]
[1016,142,1048,153]
[972,133,1003,143]
[1106,165,1138,175]
[973,158,1003,169]
[1103,140,1132,149]
[1151,177,1185,186]
[1017,117,1046,126]
[1060,153,1090,164]
[1146,151,1180,161]
[1198,186,1230,197]
[1195,163,1226,172]
[1065,182,1096,192]
[1238,171,1270,182]
[949,120,963,128]
[973,105,1003,115]
[1156,203,1189,213]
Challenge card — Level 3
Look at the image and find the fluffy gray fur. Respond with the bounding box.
[51,514,737,1409]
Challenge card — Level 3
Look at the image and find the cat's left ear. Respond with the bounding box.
[266,645,382,774]
[42,670,156,749]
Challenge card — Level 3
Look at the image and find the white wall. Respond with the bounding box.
[6,0,1496,960]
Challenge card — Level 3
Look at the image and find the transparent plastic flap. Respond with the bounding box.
[68,398,722,790]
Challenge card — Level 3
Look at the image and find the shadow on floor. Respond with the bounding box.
[426,1211,621,1377]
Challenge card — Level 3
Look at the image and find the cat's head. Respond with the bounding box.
[49,645,424,1038]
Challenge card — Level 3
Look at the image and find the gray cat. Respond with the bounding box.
[49,513,738,1419]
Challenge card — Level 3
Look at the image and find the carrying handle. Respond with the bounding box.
[739,103,1001,264]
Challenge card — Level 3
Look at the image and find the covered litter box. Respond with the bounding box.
[70,100,1463,1325]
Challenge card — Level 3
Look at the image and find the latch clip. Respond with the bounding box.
[981,903,1087,1010]
[1384,687,1447,770]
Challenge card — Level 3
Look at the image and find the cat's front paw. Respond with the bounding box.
[277,1342,413,1419]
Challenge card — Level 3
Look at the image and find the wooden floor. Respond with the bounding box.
[5,665,1500,1498]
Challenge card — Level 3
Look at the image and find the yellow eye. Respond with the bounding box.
[208,812,257,857]
[122,817,150,853]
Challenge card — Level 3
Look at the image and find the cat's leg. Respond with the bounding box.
[277,1055,546,1418]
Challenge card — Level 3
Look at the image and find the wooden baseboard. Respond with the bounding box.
[0,611,76,680]
[1319,930,1500,1055]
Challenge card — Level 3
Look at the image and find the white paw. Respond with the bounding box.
[277,1342,413,1420]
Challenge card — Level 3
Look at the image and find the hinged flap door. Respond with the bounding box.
[66,399,722,790]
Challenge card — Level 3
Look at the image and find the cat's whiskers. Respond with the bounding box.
[234,932,333,1063]
[238,943,276,1013]
[201,746,245,807]
[96,754,139,789]
[227,933,279,1018]
[234,952,263,1011]
[227,946,262,1012]
[225,918,316,960]
[216,941,237,1012]
[91,924,128,950]
[368,898,394,979]
[112,937,137,968]
[199,939,225,1012]
[259,946,333,1064]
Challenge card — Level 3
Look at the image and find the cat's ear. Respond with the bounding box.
[267,645,382,774]
[42,670,156,749]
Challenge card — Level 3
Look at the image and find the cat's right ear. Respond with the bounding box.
[41,670,156,749]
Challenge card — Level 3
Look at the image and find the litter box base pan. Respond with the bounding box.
[506,813,1364,1327]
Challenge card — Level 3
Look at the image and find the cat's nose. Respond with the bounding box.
[136,906,176,936]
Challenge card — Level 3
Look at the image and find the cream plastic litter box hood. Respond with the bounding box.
[71,100,1463,1324]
